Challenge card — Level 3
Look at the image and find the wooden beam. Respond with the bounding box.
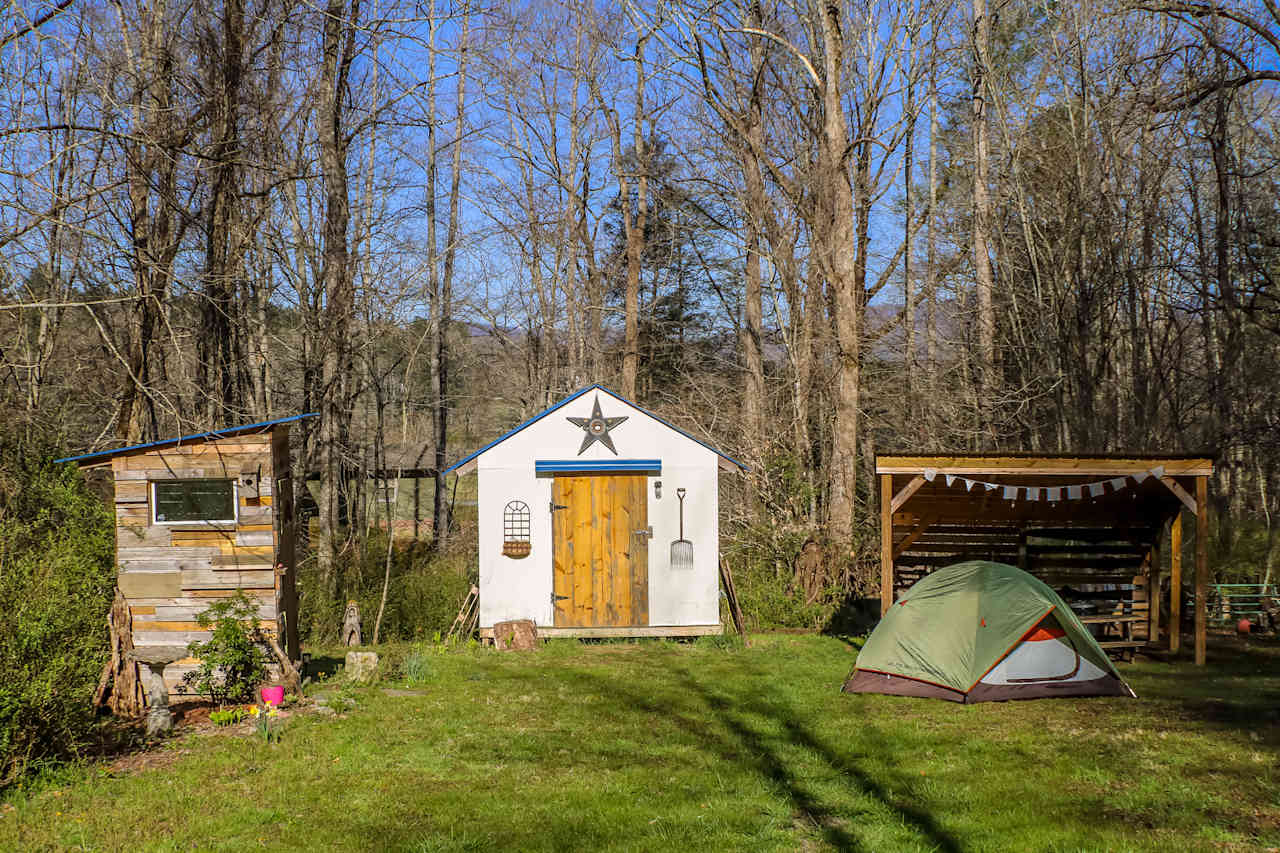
[1170,512,1182,654]
[892,515,936,559]
[1159,476,1198,515]
[1195,476,1209,666]
[889,474,927,513]
[1147,533,1161,646]
[881,474,894,616]
[876,456,1214,477]
[478,624,723,639]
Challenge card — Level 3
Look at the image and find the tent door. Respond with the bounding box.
[551,475,649,627]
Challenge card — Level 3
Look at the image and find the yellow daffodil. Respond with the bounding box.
[248,705,260,717]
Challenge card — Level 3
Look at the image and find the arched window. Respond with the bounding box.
[503,500,531,558]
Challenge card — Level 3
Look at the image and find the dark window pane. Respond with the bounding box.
[153,479,236,522]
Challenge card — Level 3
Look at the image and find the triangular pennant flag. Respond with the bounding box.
[1046,487,1061,502]
[1133,471,1150,483]
[1003,485,1018,500]
[923,468,938,481]
[1067,485,1082,500]
[964,479,977,492]
[1088,482,1105,498]
[1109,477,1128,491]
[984,482,999,491]
[945,474,956,487]
[1151,466,1165,479]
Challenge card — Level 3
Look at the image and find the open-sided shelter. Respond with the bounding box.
[445,384,746,639]
[844,560,1135,702]
[58,415,312,693]
[877,454,1215,664]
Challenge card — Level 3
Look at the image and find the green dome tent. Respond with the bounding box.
[843,561,1135,703]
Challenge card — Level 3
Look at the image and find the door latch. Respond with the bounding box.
[551,593,570,605]
[550,502,568,513]
[633,526,653,542]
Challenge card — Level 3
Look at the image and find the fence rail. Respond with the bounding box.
[1189,584,1278,626]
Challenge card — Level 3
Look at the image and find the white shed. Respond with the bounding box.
[445,384,745,638]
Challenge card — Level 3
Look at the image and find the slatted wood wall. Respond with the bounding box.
[110,428,294,694]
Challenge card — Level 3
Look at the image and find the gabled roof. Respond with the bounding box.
[444,384,746,475]
[55,413,318,466]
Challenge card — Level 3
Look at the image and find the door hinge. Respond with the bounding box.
[550,502,568,512]
[552,593,570,604]
[633,526,653,541]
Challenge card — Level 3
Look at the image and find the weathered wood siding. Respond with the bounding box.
[110,428,296,694]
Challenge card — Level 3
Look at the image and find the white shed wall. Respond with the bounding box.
[473,389,724,630]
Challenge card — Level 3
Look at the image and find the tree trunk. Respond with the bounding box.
[315,0,359,609]
[971,0,996,429]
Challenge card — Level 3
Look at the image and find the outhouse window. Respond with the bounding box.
[152,479,237,524]
[503,500,531,558]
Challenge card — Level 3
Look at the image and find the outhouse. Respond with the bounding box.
[445,385,745,638]
[58,415,311,693]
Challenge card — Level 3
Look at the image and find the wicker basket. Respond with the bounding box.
[503,540,531,559]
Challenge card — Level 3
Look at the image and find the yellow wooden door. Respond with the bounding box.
[552,475,648,627]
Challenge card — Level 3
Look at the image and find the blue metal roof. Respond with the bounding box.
[55,413,318,465]
[535,459,662,474]
[444,385,747,474]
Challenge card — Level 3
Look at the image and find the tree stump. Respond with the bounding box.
[342,600,363,647]
[94,588,144,717]
[493,619,538,651]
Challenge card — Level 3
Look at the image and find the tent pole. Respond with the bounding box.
[881,474,894,616]
[1195,476,1208,666]
[1170,513,1182,654]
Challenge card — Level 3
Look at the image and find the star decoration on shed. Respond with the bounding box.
[567,395,628,455]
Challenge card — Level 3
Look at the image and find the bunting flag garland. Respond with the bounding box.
[918,468,1168,503]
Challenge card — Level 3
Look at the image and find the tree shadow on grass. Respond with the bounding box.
[566,663,961,852]
[1125,637,1280,747]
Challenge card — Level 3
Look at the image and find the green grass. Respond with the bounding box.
[2,634,1278,851]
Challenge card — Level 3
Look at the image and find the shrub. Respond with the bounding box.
[181,592,268,706]
[297,534,475,644]
[0,442,115,786]
[209,708,247,727]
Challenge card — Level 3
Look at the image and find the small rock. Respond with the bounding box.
[345,651,379,682]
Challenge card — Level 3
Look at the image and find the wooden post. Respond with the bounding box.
[1147,535,1161,645]
[1170,513,1182,653]
[881,474,894,615]
[1195,476,1209,666]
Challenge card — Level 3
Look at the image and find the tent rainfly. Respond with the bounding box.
[844,561,1135,703]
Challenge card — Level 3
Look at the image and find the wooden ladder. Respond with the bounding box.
[446,584,479,644]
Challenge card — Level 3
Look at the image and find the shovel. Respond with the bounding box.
[671,488,694,570]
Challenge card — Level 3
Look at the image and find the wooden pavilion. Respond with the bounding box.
[877,454,1215,664]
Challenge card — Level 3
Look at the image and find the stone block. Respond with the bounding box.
[345,651,379,682]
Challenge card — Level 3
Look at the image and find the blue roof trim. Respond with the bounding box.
[535,459,662,474]
[54,413,319,465]
[443,384,747,474]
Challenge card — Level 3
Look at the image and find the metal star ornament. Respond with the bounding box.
[567,395,628,455]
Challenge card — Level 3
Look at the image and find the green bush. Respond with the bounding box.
[298,535,474,644]
[0,442,115,786]
[180,592,269,706]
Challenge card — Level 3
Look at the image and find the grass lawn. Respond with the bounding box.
[2,634,1278,852]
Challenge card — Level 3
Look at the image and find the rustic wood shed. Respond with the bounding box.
[445,385,746,639]
[58,415,313,694]
[877,454,1215,664]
